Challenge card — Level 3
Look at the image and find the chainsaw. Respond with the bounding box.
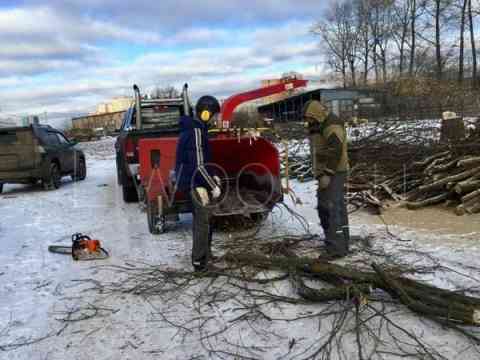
[48,233,109,261]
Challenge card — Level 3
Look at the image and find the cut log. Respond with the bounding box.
[417,167,480,193]
[424,156,451,175]
[458,157,480,168]
[454,180,480,195]
[462,189,480,203]
[455,205,467,216]
[412,151,450,169]
[406,192,449,210]
[426,158,459,175]
[466,202,480,214]
[456,197,480,215]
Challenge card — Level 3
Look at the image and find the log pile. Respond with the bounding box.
[403,154,480,215]
[278,134,480,214]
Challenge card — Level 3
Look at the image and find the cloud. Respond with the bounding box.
[0,7,163,44]
[26,0,326,32]
[0,2,327,122]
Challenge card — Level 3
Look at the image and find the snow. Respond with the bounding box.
[0,139,480,359]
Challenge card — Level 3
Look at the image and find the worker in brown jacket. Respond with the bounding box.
[303,100,350,258]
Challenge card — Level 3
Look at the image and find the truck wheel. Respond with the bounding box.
[72,158,87,181]
[147,201,165,234]
[43,163,62,190]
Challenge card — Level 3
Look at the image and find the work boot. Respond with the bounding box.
[209,254,220,262]
[193,261,221,273]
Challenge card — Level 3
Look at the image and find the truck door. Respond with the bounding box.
[55,132,75,173]
[42,131,67,172]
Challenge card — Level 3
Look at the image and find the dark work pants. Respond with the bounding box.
[317,172,349,256]
[191,189,213,266]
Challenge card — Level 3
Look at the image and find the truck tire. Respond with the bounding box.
[43,163,62,190]
[147,201,165,234]
[122,183,138,203]
[72,158,87,181]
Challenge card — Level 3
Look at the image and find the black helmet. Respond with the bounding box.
[196,95,220,123]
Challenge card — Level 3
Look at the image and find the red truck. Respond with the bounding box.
[115,80,307,234]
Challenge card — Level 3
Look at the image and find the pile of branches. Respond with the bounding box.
[281,119,480,214]
[81,233,480,359]
[404,153,480,215]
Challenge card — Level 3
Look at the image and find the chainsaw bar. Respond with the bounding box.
[48,245,109,261]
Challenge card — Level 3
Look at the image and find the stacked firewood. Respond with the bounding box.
[404,154,480,215]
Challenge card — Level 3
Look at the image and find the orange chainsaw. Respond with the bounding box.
[48,233,109,261]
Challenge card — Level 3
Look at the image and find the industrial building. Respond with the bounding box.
[71,111,125,133]
[72,96,133,133]
[96,96,133,114]
[258,87,380,122]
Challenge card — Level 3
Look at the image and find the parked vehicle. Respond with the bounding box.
[0,124,86,193]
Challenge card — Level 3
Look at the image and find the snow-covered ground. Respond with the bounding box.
[1,138,479,359]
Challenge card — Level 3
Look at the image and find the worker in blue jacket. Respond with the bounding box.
[175,95,221,272]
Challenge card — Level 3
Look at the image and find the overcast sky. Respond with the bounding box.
[0,1,328,124]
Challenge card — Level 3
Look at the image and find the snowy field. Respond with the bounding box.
[0,138,480,359]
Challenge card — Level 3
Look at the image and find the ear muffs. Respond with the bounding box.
[196,95,220,122]
[200,110,211,122]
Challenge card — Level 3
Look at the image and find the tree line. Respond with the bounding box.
[313,0,479,89]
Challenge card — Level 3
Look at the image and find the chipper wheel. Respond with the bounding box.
[147,200,166,234]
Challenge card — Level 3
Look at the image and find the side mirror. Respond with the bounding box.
[69,140,78,146]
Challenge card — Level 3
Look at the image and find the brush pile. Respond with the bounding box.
[278,120,480,214]
[225,251,480,327]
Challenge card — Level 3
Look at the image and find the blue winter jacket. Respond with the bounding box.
[175,116,217,192]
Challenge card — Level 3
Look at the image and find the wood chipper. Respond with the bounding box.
[134,79,308,233]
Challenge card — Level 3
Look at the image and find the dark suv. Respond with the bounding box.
[0,124,86,193]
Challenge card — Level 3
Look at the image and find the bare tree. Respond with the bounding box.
[468,0,478,87]
[459,0,468,82]
[313,1,360,87]
[409,0,418,75]
[150,85,180,99]
[423,0,455,80]
[393,0,413,75]
[355,0,373,84]
[369,0,395,83]
[314,0,477,89]
[434,0,443,79]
